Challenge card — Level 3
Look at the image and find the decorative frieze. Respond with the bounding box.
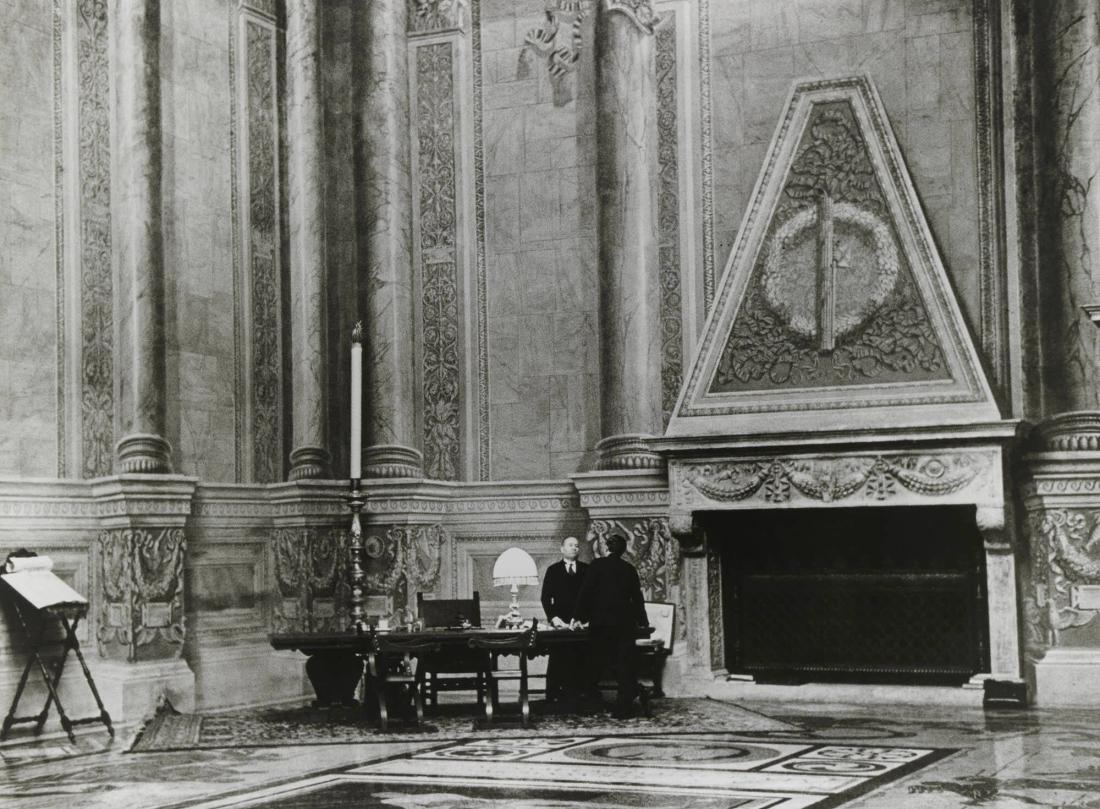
[672,451,999,513]
[656,13,682,428]
[235,10,283,483]
[97,527,186,662]
[76,0,114,478]
[416,42,462,481]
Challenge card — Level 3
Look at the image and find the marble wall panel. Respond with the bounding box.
[162,0,236,482]
[481,0,600,481]
[0,2,56,477]
[709,0,983,336]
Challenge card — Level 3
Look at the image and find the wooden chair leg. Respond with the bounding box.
[376,683,389,732]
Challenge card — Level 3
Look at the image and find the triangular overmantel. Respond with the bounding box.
[667,75,1002,440]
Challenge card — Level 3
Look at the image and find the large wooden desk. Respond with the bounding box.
[270,627,655,709]
[271,627,587,708]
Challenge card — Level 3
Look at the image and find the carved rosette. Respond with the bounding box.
[604,0,657,34]
[97,527,186,662]
[273,526,348,633]
[361,524,446,622]
[587,517,683,641]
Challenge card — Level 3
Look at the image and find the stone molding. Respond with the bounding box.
[572,469,670,518]
[1033,411,1100,452]
[596,435,664,471]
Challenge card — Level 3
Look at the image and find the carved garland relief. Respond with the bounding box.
[656,14,682,428]
[97,528,186,661]
[587,517,684,641]
[678,453,990,509]
[713,101,948,393]
[1025,508,1100,654]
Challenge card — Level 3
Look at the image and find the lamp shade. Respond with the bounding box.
[491,547,539,587]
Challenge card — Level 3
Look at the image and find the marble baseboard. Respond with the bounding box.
[0,656,196,734]
[190,645,311,712]
[1028,648,1100,706]
[696,676,986,707]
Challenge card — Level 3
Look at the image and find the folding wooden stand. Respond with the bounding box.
[1,577,113,743]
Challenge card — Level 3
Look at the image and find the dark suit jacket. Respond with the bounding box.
[573,555,648,629]
[540,559,588,622]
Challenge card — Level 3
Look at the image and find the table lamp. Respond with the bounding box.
[492,547,539,627]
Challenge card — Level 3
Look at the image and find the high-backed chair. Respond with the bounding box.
[416,592,483,707]
[366,633,441,731]
[469,623,537,727]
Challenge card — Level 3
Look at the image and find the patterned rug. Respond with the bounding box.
[130,698,793,752]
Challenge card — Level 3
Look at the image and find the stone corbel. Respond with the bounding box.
[604,0,658,34]
[976,505,1011,553]
[669,510,705,555]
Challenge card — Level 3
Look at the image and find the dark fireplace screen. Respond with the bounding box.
[713,505,989,684]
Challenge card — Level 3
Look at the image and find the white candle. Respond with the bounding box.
[350,322,363,479]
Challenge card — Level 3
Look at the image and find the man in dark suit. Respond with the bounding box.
[540,536,588,703]
[573,532,650,718]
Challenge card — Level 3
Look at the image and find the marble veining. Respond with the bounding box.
[360,0,419,459]
[287,0,330,479]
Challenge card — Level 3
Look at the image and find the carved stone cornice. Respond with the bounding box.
[191,484,273,520]
[571,469,669,518]
[0,479,99,521]
[91,475,198,529]
[604,0,658,34]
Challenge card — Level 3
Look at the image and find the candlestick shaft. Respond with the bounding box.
[350,341,362,478]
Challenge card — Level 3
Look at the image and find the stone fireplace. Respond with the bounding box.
[644,76,1024,699]
[658,437,1023,695]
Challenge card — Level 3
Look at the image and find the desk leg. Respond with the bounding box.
[304,652,363,707]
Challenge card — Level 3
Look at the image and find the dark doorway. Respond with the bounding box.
[710,505,989,685]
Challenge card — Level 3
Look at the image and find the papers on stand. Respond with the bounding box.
[1,555,87,611]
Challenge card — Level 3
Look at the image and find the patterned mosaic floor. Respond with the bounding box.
[8,700,1100,808]
[183,735,951,809]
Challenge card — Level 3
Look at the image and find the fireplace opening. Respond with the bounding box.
[708,505,989,686]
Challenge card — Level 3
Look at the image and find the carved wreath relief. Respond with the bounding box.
[712,101,948,392]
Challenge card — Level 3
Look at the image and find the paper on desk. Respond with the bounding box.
[1,569,87,610]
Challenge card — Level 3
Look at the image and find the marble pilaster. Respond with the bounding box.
[356,0,423,479]
[112,0,171,473]
[1036,1,1100,414]
[286,0,331,480]
[594,0,662,470]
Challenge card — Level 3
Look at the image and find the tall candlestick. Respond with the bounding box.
[350,322,363,479]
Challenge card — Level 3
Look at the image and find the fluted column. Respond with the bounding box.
[1036,1,1100,414]
[354,0,423,478]
[595,0,662,470]
[113,0,170,473]
[286,0,331,480]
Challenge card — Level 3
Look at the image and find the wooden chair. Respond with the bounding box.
[366,633,441,732]
[416,592,483,707]
[468,624,537,727]
[636,601,676,708]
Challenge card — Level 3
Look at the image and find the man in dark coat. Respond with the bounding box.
[573,532,650,718]
[540,536,588,703]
